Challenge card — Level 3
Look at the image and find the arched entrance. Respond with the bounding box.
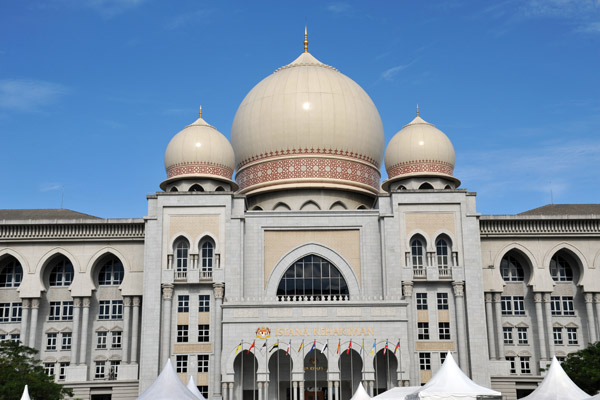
[304,349,328,400]
[234,351,258,400]
[373,348,398,395]
[338,348,363,400]
[268,349,293,400]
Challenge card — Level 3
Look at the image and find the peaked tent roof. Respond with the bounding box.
[187,376,207,400]
[373,387,422,400]
[520,357,589,400]
[137,359,199,400]
[351,382,372,400]
[20,385,31,400]
[405,353,501,400]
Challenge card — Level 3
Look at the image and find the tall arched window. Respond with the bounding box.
[550,253,574,282]
[174,239,189,274]
[0,258,23,288]
[49,257,74,287]
[500,254,525,282]
[200,238,215,274]
[98,257,124,286]
[411,238,425,268]
[277,255,349,300]
[436,238,450,268]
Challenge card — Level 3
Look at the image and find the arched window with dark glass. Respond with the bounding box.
[49,257,74,287]
[436,238,450,268]
[98,257,124,286]
[277,255,349,300]
[200,238,215,273]
[0,258,23,288]
[500,254,525,282]
[174,239,189,273]
[411,238,425,268]
[550,253,574,282]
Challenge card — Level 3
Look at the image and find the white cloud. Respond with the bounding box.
[40,183,63,192]
[0,79,69,112]
[577,21,600,33]
[381,64,411,81]
[83,0,146,16]
[165,9,213,30]
[328,2,352,15]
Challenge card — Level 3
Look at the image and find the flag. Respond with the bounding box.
[297,340,304,353]
[383,339,388,355]
[261,341,267,349]
[270,341,279,352]
[394,340,400,355]
[248,340,255,353]
[370,339,376,356]
[336,339,341,355]
[321,341,328,353]
[235,341,242,354]
[360,339,364,355]
[308,340,316,354]
[347,339,352,355]
[286,340,291,355]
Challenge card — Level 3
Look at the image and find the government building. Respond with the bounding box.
[1,35,599,400]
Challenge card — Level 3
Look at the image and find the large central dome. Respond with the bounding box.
[230,45,385,196]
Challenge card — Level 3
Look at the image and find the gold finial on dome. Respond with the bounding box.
[304,25,309,53]
[199,105,202,118]
[416,104,420,117]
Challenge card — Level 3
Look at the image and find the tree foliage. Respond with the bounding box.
[561,341,600,395]
[0,341,73,400]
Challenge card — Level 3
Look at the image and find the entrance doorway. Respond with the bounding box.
[305,390,325,400]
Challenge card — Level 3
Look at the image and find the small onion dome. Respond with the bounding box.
[382,114,460,191]
[161,114,237,191]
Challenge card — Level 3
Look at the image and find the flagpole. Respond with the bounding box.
[241,340,244,400]
[253,342,256,400]
[374,339,378,396]
[314,339,317,400]
[386,339,390,390]
[351,340,354,397]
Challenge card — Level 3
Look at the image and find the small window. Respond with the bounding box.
[0,258,23,288]
[198,354,209,373]
[500,254,525,282]
[61,332,72,350]
[98,258,124,286]
[109,361,120,380]
[95,361,106,379]
[58,362,69,380]
[176,355,188,373]
[215,186,225,192]
[0,302,21,322]
[419,183,434,190]
[553,327,563,345]
[437,293,448,310]
[419,353,431,370]
[111,331,122,349]
[46,333,57,350]
[174,239,189,273]
[198,324,210,342]
[567,327,578,345]
[44,362,55,377]
[438,322,451,340]
[178,295,190,313]
[517,327,528,345]
[550,254,574,282]
[177,325,189,343]
[520,356,531,374]
[198,386,208,398]
[418,322,429,340]
[49,301,73,321]
[416,293,428,310]
[189,184,204,192]
[200,238,215,273]
[411,238,425,268]
[199,295,210,312]
[169,187,178,192]
[49,257,74,287]
[97,332,108,349]
[503,327,513,344]
[552,296,575,316]
[506,356,516,374]
[99,300,123,320]
[436,239,449,268]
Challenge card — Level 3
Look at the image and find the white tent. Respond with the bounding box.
[186,376,207,400]
[351,382,372,400]
[373,386,421,399]
[137,359,200,400]
[585,394,600,400]
[20,385,31,400]
[405,353,501,400]
[519,357,589,400]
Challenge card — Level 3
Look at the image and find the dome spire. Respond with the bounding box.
[304,25,309,53]
[416,104,419,117]
[199,105,202,118]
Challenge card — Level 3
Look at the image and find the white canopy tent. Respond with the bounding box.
[519,357,589,400]
[373,386,421,399]
[405,354,501,400]
[586,394,600,400]
[186,376,207,400]
[137,359,200,400]
[351,382,372,400]
[20,385,31,400]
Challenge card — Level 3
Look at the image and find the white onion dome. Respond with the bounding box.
[230,47,385,196]
[161,112,236,190]
[383,113,459,189]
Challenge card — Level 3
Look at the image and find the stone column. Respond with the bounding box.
[585,293,597,344]
[543,293,555,357]
[402,282,417,382]
[160,284,174,367]
[28,298,40,348]
[228,383,233,400]
[263,381,269,400]
[19,299,30,346]
[328,381,333,400]
[299,381,304,400]
[368,381,374,396]
[213,283,224,398]
[595,294,600,339]
[534,293,548,360]
[484,293,496,359]
[258,382,263,400]
[122,296,132,364]
[334,381,339,400]
[452,282,468,370]
[493,293,505,359]
[131,296,141,363]
[71,298,81,364]
[222,383,228,400]
[79,297,90,365]
[293,381,298,400]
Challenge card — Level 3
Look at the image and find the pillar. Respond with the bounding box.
[402,281,417,382]
[328,381,333,400]
[263,381,269,400]
[595,294,600,339]
[131,296,141,363]
[543,293,555,357]
[79,297,90,364]
[122,296,132,363]
[258,382,263,400]
[214,283,224,398]
[293,381,298,400]
[484,293,496,359]
[534,293,548,360]
[585,293,597,343]
[334,381,340,400]
[452,282,468,370]
[368,380,374,397]
[71,298,81,364]
[28,298,40,348]
[493,293,505,359]
[222,383,228,400]
[228,383,233,400]
[160,284,174,367]
[299,381,304,400]
[19,299,30,347]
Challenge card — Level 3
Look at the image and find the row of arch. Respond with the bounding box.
[251,200,369,211]
[169,184,226,192]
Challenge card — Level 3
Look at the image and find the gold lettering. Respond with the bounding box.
[295,329,303,336]
[304,328,309,336]
[367,328,374,336]
[360,328,366,336]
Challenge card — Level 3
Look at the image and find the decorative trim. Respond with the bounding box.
[480,217,600,236]
[387,160,454,178]
[236,157,381,191]
[166,162,233,180]
[0,222,144,241]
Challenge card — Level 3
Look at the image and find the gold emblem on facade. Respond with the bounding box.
[255,326,271,339]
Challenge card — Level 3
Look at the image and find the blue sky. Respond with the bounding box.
[1,0,599,218]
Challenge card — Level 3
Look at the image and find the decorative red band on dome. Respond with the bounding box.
[387,160,454,178]
[167,162,234,180]
[236,147,380,171]
[236,157,381,191]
